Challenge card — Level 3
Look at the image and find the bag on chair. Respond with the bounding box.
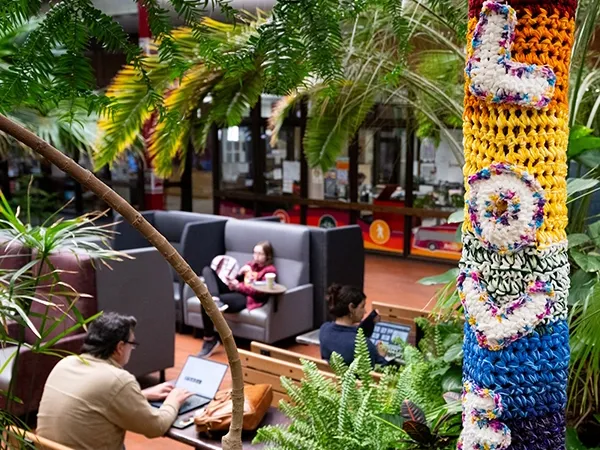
[194,384,273,433]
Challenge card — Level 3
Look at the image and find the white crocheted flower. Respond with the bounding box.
[467,164,545,254]
[458,269,554,350]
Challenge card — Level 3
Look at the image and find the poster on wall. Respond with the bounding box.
[336,157,349,186]
[282,161,300,194]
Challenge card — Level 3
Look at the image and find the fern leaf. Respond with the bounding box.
[328,352,348,378]
[353,327,374,384]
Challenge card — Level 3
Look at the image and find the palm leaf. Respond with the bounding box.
[148,64,223,176]
[268,92,303,147]
[94,60,172,169]
[304,80,375,171]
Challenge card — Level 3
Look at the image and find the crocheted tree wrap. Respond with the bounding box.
[459,0,574,448]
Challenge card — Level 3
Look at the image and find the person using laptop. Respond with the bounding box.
[319,284,390,368]
[37,312,193,450]
[198,240,277,357]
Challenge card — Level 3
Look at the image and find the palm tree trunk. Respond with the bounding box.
[0,113,244,450]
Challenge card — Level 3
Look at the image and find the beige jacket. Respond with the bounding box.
[37,354,178,450]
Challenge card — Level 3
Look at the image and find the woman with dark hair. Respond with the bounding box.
[198,240,277,357]
[319,284,389,367]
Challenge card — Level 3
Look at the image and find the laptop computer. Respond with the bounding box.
[150,356,228,416]
[370,321,411,361]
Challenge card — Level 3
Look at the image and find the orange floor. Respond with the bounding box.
[125,255,451,449]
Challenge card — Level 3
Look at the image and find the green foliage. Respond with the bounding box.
[256,321,462,450]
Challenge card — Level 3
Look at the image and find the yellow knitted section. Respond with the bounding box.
[462,9,575,247]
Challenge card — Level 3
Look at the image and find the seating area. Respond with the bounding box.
[113,211,365,343]
[0,207,448,450]
[0,210,370,418]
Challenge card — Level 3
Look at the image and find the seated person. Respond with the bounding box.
[37,312,193,450]
[198,240,277,357]
[319,284,389,368]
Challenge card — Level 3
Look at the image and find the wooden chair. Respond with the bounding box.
[6,427,74,450]
[250,341,333,373]
[239,349,336,406]
[371,301,429,346]
[248,342,383,384]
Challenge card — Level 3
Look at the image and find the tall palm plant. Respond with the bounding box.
[95,15,267,177]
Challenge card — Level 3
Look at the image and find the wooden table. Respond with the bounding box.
[251,282,287,295]
[167,407,288,449]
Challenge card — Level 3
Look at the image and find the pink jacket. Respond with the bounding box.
[235,261,277,310]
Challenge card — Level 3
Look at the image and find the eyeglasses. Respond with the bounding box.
[124,340,140,348]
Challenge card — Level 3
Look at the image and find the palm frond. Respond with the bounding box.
[148,65,223,176]
[94,61,172,169]
[268,92,303,147]
[305,80,375,171]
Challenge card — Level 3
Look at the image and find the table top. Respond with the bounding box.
[251,282,287,295]
[167,407,288,449]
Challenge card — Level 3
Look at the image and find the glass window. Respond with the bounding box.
[413,132,464,211]
[308,144,350,202]
[219,126,253,191]
[265,126,302,196]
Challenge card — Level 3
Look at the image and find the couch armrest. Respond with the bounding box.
[180,220,227,280]
[95,247,175,377]
[266,284,314,343]
[112,211,156,250]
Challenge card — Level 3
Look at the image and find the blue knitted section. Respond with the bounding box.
[505,410,566,450]
[462,320,569,420]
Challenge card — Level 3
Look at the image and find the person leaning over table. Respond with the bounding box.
[36,312,193,450]
[319,284,391,368]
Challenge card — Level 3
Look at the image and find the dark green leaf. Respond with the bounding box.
[568,269,596,306]
[566,427,587,450]
[441,366,463,392]
[442,343,463,364]
[569,233,592,248]
[589,221,600,247]
[568,134,600,158]
[571,250,600,273]
[376,413,405,431]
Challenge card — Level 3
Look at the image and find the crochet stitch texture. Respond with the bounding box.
[459,0,573,448]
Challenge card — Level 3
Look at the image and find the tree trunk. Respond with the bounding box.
[0,114,244,450]
[458,1,573,449]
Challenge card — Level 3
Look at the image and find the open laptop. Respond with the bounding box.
[150,356,228,416]
[371,321,411,361]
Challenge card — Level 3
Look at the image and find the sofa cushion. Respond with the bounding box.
[185,295,270,328]
[25,251,97,345]
[224,221,310,289]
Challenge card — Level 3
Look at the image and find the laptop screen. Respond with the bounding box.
[175,356,228,399]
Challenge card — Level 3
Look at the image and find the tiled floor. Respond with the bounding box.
[124,254,451,449]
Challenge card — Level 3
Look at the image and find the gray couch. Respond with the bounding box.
[112,211,229,326]
[184,220,314,343]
